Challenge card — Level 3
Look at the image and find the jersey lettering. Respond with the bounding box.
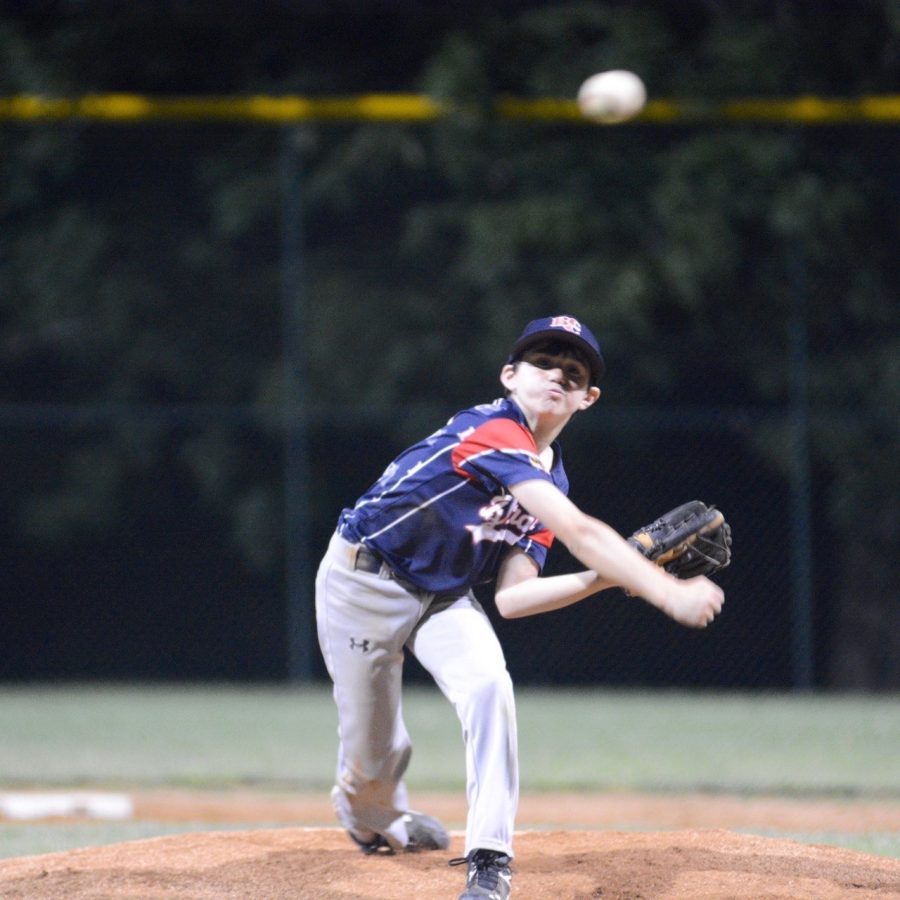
[466,494,543,546]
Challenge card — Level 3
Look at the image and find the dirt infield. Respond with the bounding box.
[2,790,899,899]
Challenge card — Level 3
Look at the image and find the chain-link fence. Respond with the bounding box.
[0,403,823,688]
[2,114,895,689]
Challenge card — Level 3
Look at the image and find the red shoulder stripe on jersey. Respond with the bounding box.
[451,417,540,479]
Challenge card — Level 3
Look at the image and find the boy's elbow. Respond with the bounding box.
[494,592,521,619]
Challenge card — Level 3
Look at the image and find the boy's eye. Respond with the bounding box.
[524,354,554,370]
[526,354,587,387]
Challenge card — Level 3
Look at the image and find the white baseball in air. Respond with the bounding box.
[577,70,647,123]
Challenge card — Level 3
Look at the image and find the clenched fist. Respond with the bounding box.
[662,576,724,628]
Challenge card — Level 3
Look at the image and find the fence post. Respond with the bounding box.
[281,126,314,681]
[787,245,815,689]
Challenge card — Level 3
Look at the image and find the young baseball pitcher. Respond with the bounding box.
[315,315,726,899]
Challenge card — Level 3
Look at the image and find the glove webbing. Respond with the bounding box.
[630,508,725,566]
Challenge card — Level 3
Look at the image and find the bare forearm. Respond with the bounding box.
[565,517,677,612]
[495,570,616,619]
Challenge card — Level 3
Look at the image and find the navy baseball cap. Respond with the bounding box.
[508,315,605,384]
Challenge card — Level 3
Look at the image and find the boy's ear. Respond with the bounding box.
[500,363,517,391]
[579,386,602,410]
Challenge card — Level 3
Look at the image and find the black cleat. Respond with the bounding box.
[401,810,449,851]
[348,831,392,855]
[347,810,448,854]
[450,848,513,899]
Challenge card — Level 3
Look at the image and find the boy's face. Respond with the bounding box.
[520,342,592,390]
[501,340,601,420]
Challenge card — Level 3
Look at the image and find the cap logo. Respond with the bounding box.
[549,315,582,335]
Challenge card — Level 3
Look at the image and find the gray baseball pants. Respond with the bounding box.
[315,531,518,856]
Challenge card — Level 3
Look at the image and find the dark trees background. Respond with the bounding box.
[1,1,898,687]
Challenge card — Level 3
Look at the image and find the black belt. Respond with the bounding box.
[354,545,384,575]
[351,542,466,600]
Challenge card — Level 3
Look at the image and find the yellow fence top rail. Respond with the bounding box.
[2,93,900,124]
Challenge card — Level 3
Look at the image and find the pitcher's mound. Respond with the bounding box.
[1,827,898,899]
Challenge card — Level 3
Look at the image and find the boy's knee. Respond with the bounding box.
[465,669,515,711]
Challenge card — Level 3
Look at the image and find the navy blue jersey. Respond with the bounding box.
[337,397,569,593]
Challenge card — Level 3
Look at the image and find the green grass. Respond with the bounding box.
[0,683,339,788]
[738,830,900,858]
[1,684,898,859]
[513,689,900,795]
[5,684,897,794]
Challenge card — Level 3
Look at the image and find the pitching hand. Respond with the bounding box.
[662,576,724,628]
